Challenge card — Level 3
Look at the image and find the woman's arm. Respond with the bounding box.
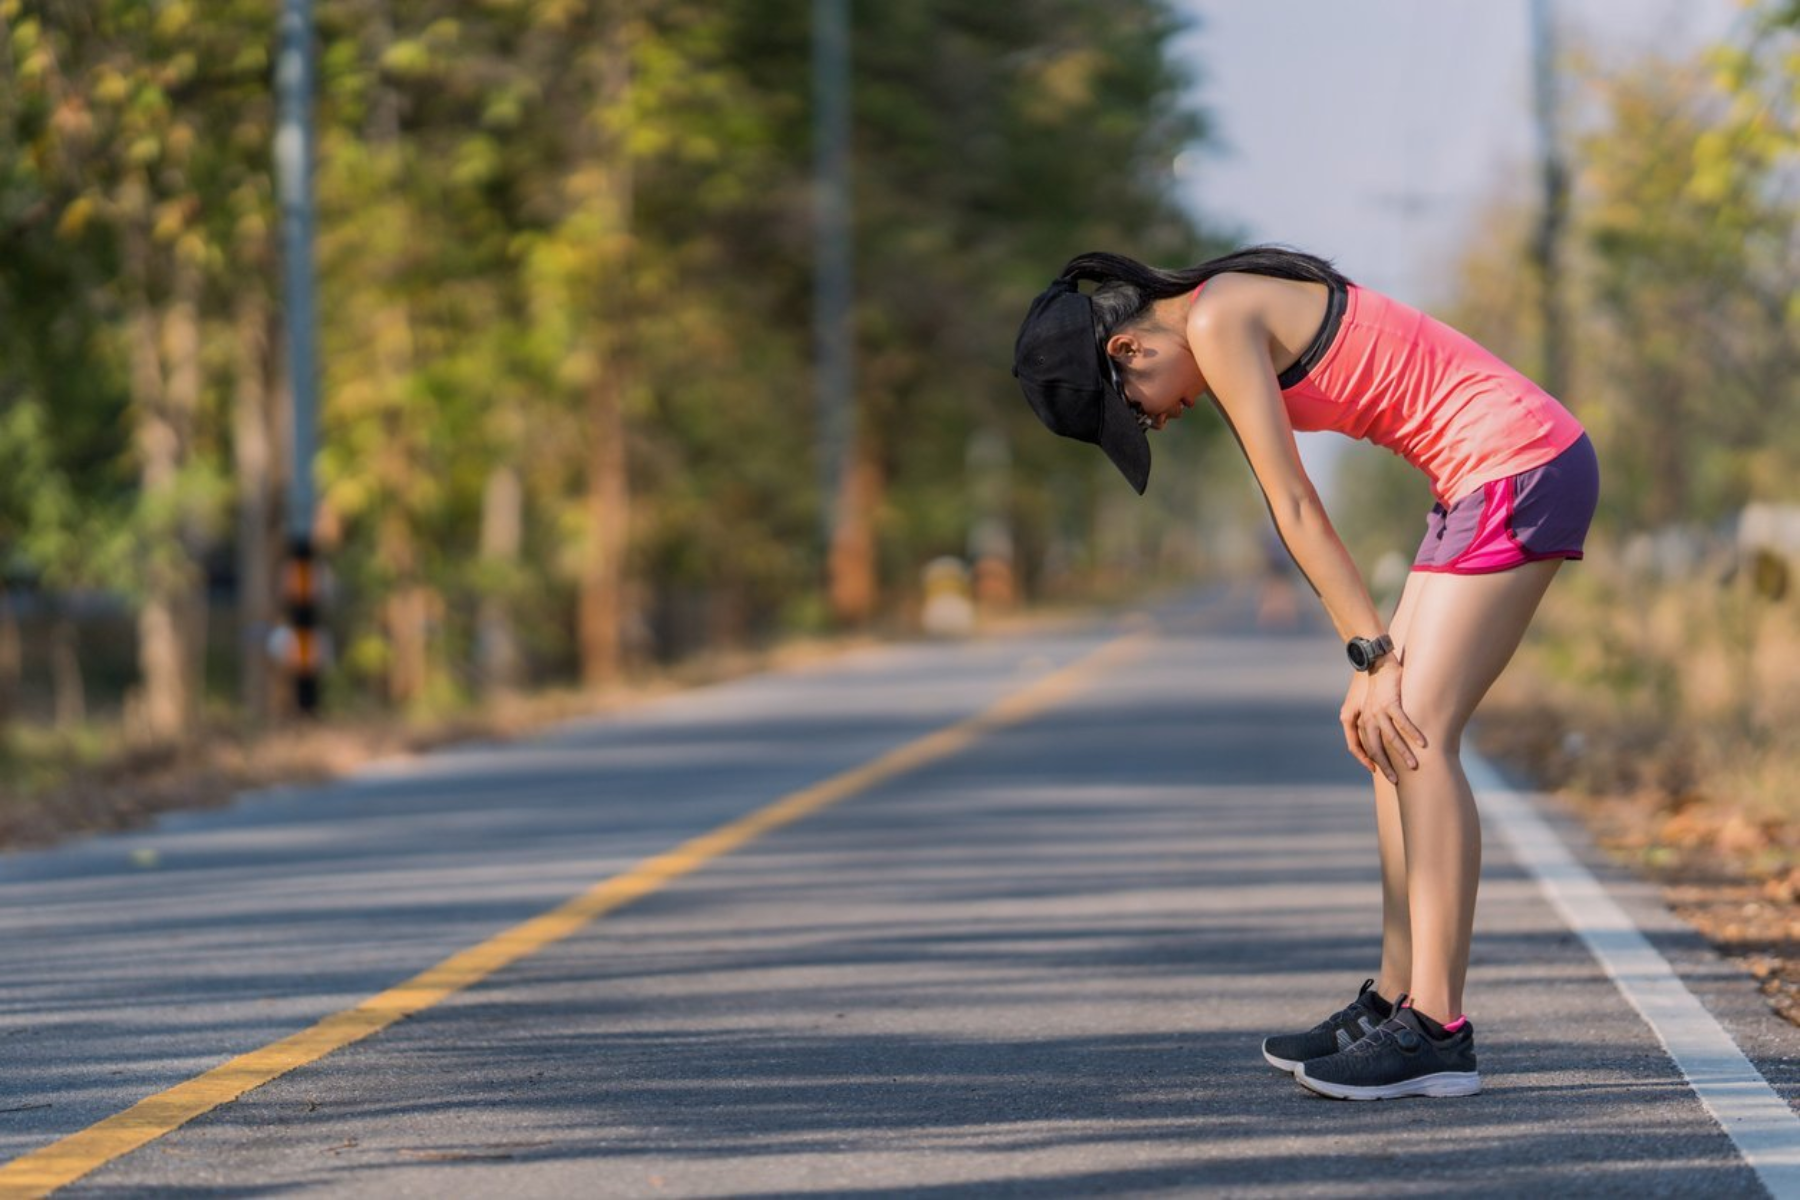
[1188,284,1426,781]
[1187,290,1383,646]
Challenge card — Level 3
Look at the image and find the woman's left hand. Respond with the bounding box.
[1340,662,1428,785]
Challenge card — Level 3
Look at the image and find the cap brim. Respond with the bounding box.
[1095,371,1151,495]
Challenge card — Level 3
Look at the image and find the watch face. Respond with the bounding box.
[1347,640,1368,670]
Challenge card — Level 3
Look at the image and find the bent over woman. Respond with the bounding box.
[1011,247,1598,1101]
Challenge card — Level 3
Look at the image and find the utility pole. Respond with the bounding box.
[275,0,323,713]
[1529,0,1569,399]
[812,0,855,579]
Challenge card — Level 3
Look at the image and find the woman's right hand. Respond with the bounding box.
[1340,663,1427,785]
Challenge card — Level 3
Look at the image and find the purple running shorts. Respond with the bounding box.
[1413,433,1599,575]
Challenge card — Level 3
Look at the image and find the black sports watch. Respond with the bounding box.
[1346,634,1394,673]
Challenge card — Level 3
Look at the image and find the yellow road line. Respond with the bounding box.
[0,631,1148,1198]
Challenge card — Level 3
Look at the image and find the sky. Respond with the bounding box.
[1169,0,1747,308]
[1164,0,1746,493]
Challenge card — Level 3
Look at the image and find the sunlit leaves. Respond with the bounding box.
[1576,4,1799,521]
[1,0,1215,716]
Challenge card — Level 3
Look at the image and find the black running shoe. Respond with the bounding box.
[1261,979,1392,1073]
[1295,1006,1480,1100]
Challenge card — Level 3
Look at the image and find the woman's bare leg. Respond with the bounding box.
[1372,572,1429,1004]
[1391,559,1562,1022]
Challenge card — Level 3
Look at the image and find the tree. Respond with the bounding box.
[2,0,1221,736]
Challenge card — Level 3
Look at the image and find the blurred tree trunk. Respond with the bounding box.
[167,256,208,731]
[578,13,634,689]
[708,580,749,649]
[233,283,277,725]
[1641,376,1688,527]
[378,406,431,706]
[0,581,18,730]
[125,225,203,743]
[477,461,524,697]
[50,607,84,730]
[383,573,433,704]
[580,365,630,687]
[365,0,432,708]
[827,438,881,625]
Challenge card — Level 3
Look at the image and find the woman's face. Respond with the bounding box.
[1105,318,1206,432]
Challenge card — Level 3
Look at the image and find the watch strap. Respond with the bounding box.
[1348,634,1395,671]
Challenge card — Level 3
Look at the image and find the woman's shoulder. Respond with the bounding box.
[1188,272,1332,341]
[1192,270,1334,307]
[1187,271,1269,321]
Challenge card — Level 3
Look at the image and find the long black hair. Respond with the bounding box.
[1058,245,1351,339]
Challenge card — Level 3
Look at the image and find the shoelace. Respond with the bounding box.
[1312,1001,1367,1034]
[1341,1014,1429,1058]
[1339,1022,1402,1057]
[1309,979,1380,1034]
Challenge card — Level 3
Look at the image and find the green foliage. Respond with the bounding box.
[0,0,1215,724]
[1444,4,1800,532]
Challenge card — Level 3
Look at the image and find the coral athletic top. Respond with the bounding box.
[1197,280,1586,505]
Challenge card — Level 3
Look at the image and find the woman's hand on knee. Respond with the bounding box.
[1341,666,1428,784]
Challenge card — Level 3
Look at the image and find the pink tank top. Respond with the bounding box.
[1200,282,1585,505]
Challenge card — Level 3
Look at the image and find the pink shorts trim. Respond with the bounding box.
[1412,433,1598,575]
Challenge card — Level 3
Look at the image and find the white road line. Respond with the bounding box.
[1469,751,1800,1198]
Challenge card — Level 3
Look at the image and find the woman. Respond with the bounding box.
[1011,246,1598,1101]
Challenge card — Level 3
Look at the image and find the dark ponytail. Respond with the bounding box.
[1057,245,1351,339]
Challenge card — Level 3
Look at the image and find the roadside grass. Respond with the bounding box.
[0,638,853,852]
[0,600,1107,854]
[1477,542,1800,1021]
[0,723,115,796]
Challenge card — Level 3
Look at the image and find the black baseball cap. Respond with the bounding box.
[1011,278,1151,494]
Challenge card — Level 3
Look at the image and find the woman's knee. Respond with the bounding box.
[1394,563,1561,746]
[1404,698,1469,761]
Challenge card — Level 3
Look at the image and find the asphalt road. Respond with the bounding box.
[2,588,1797,1197]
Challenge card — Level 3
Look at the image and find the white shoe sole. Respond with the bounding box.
[1261,1047,1302,1074]
[1295,1066,1481,1100]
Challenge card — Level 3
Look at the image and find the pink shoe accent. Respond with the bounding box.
[1443,1016,1469,1033]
